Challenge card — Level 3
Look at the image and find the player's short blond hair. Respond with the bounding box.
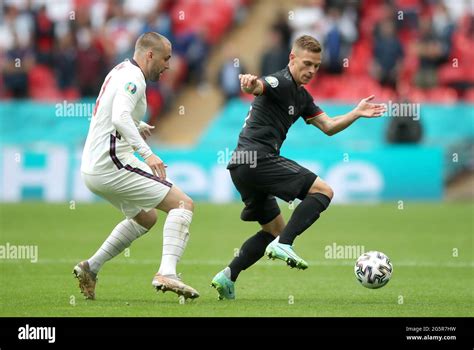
[135,32,169,53]
[293,35,322,53]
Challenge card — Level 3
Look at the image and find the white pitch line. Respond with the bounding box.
[0,258,473,268]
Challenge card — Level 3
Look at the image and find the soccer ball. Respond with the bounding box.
[354,251,393,289]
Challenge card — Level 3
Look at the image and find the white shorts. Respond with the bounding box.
[82,156,173,219]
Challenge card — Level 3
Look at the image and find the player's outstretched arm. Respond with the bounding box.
[239,74,264,95]
[309,95,386,136]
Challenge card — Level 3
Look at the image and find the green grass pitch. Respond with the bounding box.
[0,202,472,317]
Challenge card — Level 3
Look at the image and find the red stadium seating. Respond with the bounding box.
[464,88,474,103]
[346,39,372,76]
[28,65,62,101]
[438,64,466,86]
[426,87,458,103]
[171,0,236,44]
[62,87,80,101]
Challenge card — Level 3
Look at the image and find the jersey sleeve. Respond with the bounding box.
[111,78,152,159]
[301,89,325,124]
[259,74,291,100]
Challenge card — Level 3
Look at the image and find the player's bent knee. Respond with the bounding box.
[308,179,334,200]
[179,196,194,212]
[321,185,334,200]
[158,186,194,213]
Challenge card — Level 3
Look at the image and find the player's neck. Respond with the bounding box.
[131,56,147,80]
[288,65,301,87]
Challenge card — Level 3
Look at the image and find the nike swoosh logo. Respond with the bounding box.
[279,247,298,260]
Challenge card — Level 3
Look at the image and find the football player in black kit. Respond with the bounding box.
[211,35,386,300]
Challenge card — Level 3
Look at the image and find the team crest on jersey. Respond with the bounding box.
[124,82,137,94]
[264,76,279,88]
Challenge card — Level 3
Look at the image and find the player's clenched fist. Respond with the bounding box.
[239,74,259,94]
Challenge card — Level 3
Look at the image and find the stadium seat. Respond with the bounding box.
[359,6,385,40]
[464,88,474,102]
[28,65,57,90]
[404,87,427,103]
[346,40,372,76]
[171,0,236,44]
[426,87,458,103]
[376,86,397,101]
[28,65,62,101]
[399,53,419,84]
[438,64,467,86]
[62,87,80,101]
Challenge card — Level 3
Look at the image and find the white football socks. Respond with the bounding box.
[88,219,148,274]
[158,208,193,276]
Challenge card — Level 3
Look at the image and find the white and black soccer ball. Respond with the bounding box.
[354,251,393,289]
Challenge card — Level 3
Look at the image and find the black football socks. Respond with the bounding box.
[278,192,331,245]
[228,230,275,281]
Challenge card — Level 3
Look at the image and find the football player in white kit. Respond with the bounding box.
[74,32,199,300]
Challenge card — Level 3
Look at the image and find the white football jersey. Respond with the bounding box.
[81,59,152,174]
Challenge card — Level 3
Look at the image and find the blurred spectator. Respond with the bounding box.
[124,0,159,18]
[104,1,142,65]
[441,0,471,22]
[76,27,107,97]
[2,32,34,98]
[373,3,398,39]
[289,0,326,44]
[1,0,246,107]
[1,0,471,105]
[432,2,455,53]
[414,16,450,89]
[0,4,33,52]
[372,21,404,88]
[174,27,210,86]
[260,26,289,77]
[394,0,421,30]
[140,11,174,45]
[54,31,77,90]
[322,6,357,74]
[33,5,55,66]
[218,44,246,102]
[272,10,292,50]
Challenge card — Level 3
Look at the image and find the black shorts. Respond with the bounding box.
[229,155,317,225]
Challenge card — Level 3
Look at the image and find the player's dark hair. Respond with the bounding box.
[293,35,322,53]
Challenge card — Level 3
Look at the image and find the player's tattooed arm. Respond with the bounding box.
[239,74,263,95]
